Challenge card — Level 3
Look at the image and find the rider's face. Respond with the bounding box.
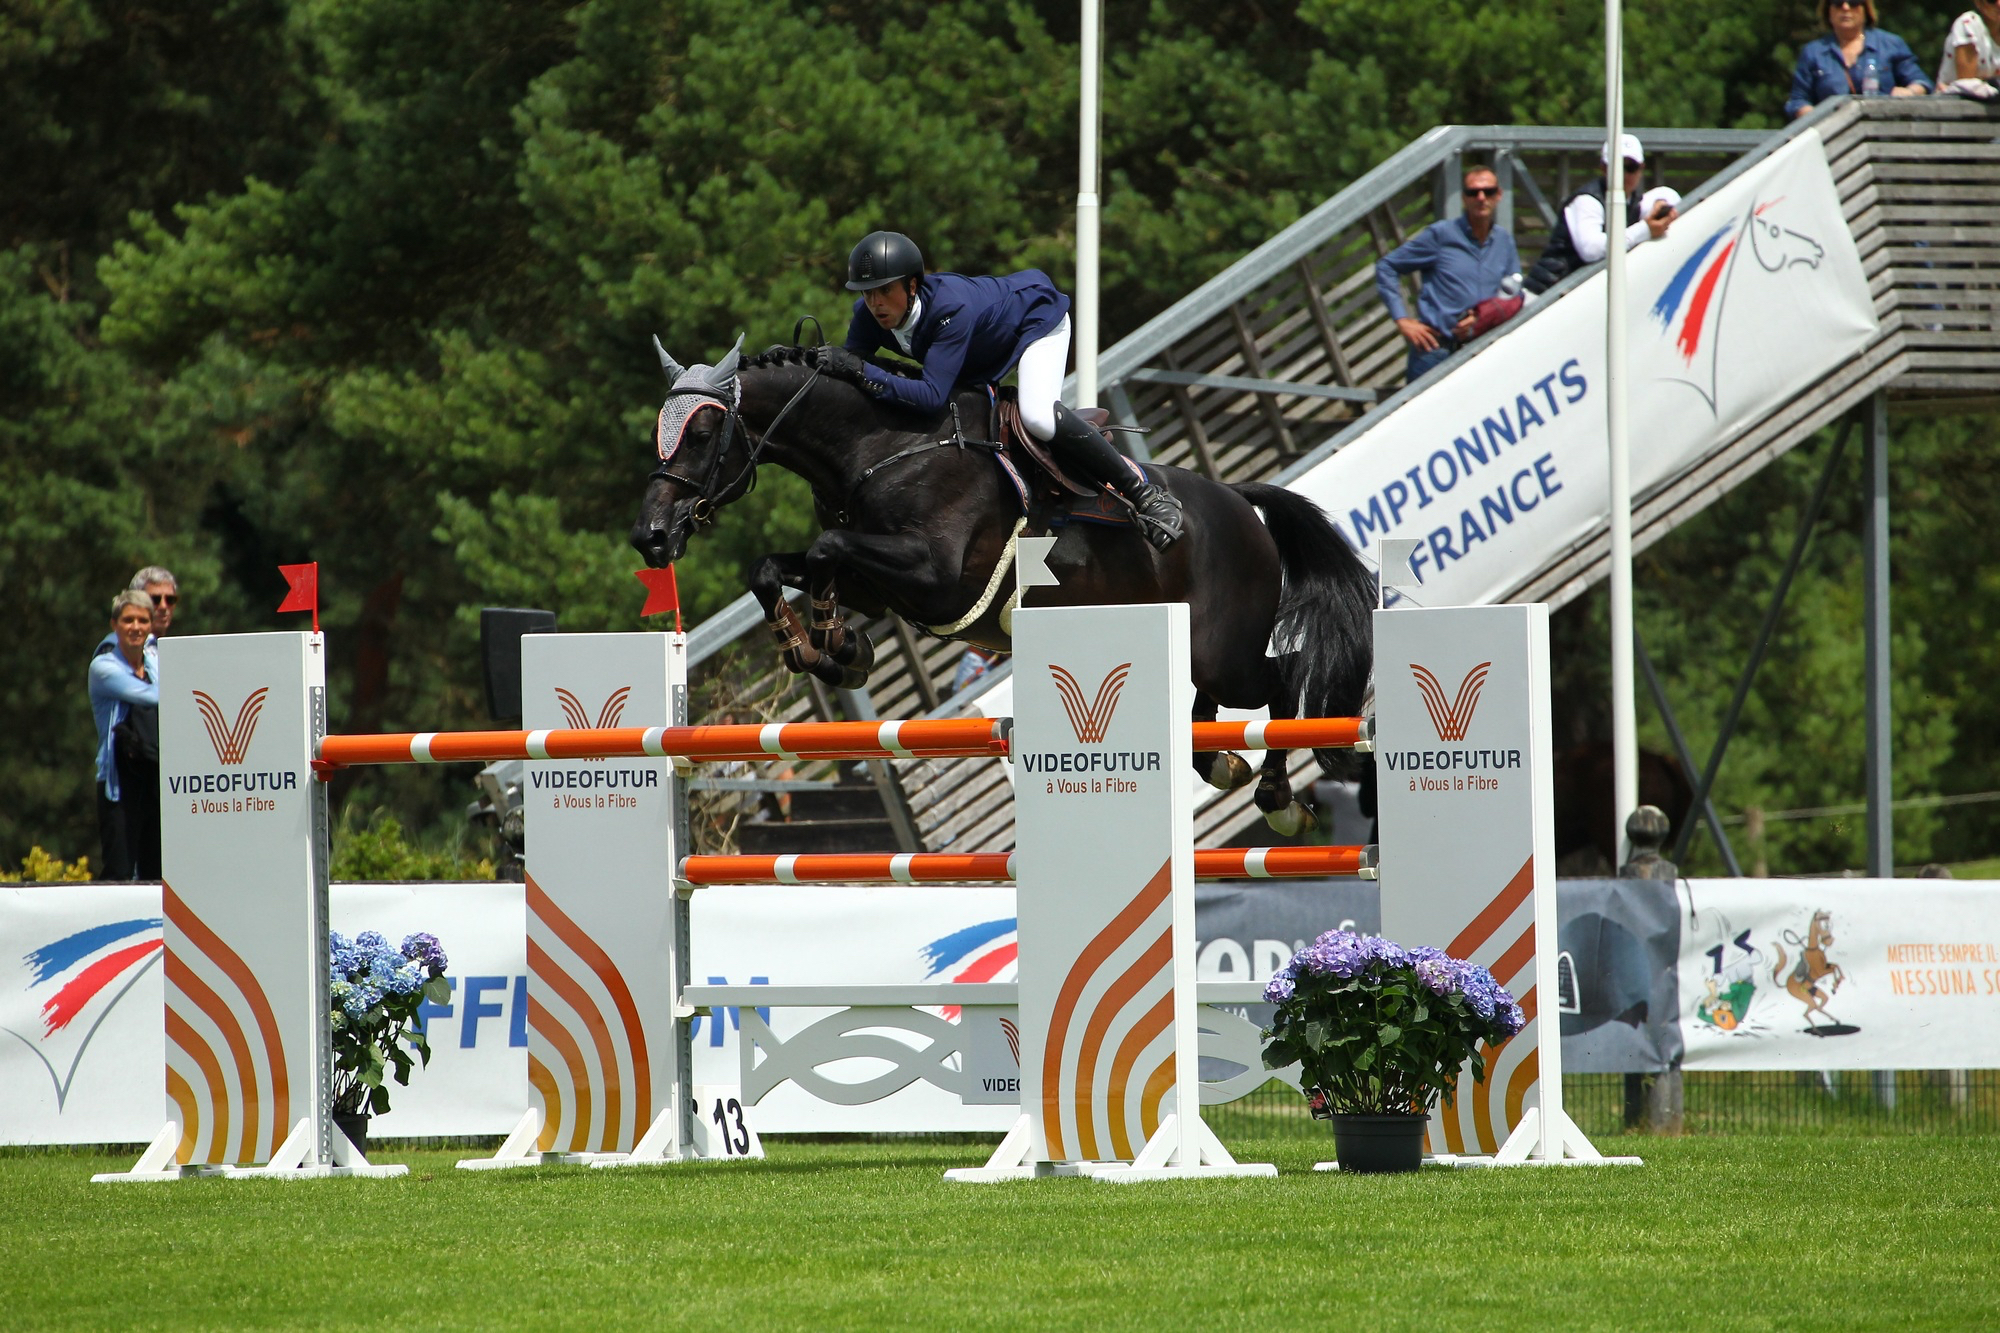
[864,280,913,330]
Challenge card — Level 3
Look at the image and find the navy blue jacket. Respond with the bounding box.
[843,270,1070,415]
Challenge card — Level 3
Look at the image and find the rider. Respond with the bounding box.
[813,230,1185,550]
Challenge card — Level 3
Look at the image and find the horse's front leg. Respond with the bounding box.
[802,530,947,690]
[749,552,824,677]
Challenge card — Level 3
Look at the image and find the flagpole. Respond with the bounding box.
[1605,0,1638,865]
[1075,0,1103,408]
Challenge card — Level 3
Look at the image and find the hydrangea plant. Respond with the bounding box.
[329,930,450,1117]
[1261,929,1526,1117]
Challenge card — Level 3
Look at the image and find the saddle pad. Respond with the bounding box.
[1051,491,1133,529]
[992,450,1033,513]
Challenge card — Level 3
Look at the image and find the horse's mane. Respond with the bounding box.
[743,343,924,381]
[743,344,813,370]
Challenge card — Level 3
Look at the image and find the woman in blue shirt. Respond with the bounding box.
[1787,0,1932,118]
[89,590,161,880]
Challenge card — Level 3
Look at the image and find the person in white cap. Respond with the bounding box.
[1522,134,1679,295]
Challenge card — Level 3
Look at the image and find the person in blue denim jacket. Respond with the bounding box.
[89,590,161,879]
[1787,0,1932,118]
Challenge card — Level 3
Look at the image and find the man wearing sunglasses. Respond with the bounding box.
[1523,134,1679,296]
[1374,164,1521,383]
[92,565,179,660]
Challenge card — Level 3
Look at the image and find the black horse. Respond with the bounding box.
[629,339,1374,833]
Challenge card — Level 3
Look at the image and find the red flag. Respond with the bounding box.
[635,567,681,630]
[277,562,319,633]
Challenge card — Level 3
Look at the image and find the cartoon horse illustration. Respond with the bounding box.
[1771,909,1845,1027]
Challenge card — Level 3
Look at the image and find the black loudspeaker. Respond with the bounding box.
[480,608,558,723]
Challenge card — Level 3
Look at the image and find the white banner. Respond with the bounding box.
[1678,879,2000,1071]
[0,883,526,1145]
[1293,130,1876,605]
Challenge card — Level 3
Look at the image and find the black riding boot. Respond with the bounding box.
[1045,402,1185,550]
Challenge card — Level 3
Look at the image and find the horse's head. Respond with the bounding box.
[630,334,751,567]
[1747,209,1824,273]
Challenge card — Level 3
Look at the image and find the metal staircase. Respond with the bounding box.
[683,98,2000,856]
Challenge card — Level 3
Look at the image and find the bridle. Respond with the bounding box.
[650,365,823,537]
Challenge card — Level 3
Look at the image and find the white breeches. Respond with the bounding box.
[1014,315,1071,441]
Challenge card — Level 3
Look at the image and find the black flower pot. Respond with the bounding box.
[1330,1113,1426,1173]
[332,1110,369,1159]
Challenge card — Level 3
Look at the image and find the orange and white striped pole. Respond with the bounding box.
[316,714,1369,772]
[678,844,1369,885]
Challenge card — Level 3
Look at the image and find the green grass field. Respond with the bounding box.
[5,1134,1997,1330]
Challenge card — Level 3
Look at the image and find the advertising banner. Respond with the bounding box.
[1291,130,1877,606]
[1677,879,2000,1070]
[1374,604,1559,1156]
[519,633,682,1156]
[1010,603,1196,1165]
[157,631,327,1165]
[1,883,526,1145]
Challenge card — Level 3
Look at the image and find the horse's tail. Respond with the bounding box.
[1771,944,1788,987]
[1232,482,1375,775]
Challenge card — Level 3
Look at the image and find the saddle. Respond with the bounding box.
[985,389,1132,529]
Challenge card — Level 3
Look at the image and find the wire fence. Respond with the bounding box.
[1202,1071,2000,1142]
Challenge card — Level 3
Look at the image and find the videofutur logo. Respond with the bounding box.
[192,688,269,765]
[554,686,631,730]
[1409,662,1489,743]
[1048,663,1130,744]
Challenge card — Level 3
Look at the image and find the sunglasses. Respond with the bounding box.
[1828,0,1865,7]
[151,594,177,607]
[1463,186,1501,198]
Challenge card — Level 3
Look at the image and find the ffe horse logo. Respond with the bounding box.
[1048,663,1131,743]
[3,917,164,1109]
[1651,198,1825,416]
[1409,662,1489,742]
[193,688,269,764]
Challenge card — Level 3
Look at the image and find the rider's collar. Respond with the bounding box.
[893,294,923,354]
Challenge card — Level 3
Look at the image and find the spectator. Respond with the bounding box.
[1786,0,1932,119]
[951,646,1003,696]
[93,565,178,661]
[1374,164,1521,383]
[1523,135,1679,296]
[90,590,162,880]
[1936,1,2000,91]
[133,565,178,636]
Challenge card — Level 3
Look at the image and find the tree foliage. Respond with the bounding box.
[2,0,1993,871]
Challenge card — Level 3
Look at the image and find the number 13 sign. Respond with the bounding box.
[691,1085,764,1160]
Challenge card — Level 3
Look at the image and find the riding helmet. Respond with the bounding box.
[845,231,924,291]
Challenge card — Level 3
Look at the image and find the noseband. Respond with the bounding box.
[650,366,823,536]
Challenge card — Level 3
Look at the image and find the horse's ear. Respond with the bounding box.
[652,334,684,382]
[713,332,745,382]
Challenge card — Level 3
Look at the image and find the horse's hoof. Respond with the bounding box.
[780,646,820,675]
[1263,799,1316,838]
[834,628,876,674]
[1204,751,1254,791]
[837,662,873,690]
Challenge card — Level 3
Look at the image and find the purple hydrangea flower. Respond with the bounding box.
[1414,956,1457,997]
[1458,962,1509,1020]
[1495,1002,1527,1039]
[1263,973,1296,1004]
[402,932,448,975]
